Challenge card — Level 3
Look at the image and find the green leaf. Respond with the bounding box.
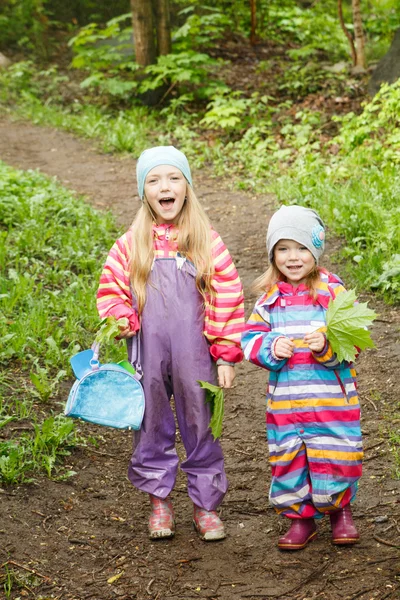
[94,316,128,345]
[326,289,377,362]
[198,380,224,440]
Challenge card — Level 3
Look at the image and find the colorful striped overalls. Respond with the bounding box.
[242,270,363,519]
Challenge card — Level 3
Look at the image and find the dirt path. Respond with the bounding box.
[0,118,399,600]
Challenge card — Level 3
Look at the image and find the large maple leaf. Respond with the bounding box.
[326,289,377,363]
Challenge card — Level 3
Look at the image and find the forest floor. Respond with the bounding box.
[0,118,399,600]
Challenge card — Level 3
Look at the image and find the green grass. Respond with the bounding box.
[0,161,128,483]
[0,161,124,369]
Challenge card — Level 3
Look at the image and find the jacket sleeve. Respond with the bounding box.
[205,230,245,363]
[96,231,140,333]
[312,281,356,370]
[241,300,288,372]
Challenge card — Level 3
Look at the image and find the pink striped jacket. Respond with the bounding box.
[96,223,245,363]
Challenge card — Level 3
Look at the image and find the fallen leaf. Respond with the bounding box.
[107,571,124,584]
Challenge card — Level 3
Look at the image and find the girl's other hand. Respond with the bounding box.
[304,331,325,353]
[117,323,136,339]
[274,337,295,359]
[217,365,235,388]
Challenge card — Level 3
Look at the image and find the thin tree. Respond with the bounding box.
[352,0,366,68]
[153,0,171,56]
[250,0,257,46]
[338,0,356,64]
[337,0,366,68]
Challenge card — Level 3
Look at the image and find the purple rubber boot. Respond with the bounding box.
[330,505,359,545]
[278,519,317,550]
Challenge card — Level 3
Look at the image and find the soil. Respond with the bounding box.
[0,119,399,600]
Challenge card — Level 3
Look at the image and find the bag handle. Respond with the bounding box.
[91,336,143,382]
[127,332,143,381]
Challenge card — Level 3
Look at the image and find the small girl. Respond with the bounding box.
[241,205,363,550]
[97,146,244,541]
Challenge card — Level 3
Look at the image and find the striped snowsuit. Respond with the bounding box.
[241,270,363,519]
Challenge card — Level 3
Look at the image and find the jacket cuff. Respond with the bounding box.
[216,359,236,367]
[210,343,243,364]
[271,336,286,361]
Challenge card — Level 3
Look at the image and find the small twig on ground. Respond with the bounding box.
[373,535,400,549]
[88,448,117,458]
[363,453,381,462]
[380,588,399,600]
[0,560,51,582]
[42,515,53,532]
[67,538,93,546]
[242,559,331,598]
[364,441,384,452]
[146,578,155,595]
[365,555,399,565]
[348,587,376,600]
[176,557,202,564]
[364,396,378,411]
[235,448,252,456]
[365,501,398,511]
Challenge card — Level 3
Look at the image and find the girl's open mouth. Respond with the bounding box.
[159,198,175,208]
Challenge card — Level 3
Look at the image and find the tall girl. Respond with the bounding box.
[242,205,363,550]
[97,146,244,541]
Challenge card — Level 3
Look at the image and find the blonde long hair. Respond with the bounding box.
[253,262,321,300]
[129,185,215,314]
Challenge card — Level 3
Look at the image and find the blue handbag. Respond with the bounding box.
[65,339,145,430]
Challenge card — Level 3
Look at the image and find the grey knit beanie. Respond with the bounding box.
[266,205,325,262]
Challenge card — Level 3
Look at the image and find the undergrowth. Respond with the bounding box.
[0,162,127,483]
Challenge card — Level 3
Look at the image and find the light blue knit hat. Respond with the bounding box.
[136,146,193,200]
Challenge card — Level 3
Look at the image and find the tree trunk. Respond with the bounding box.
[130,0,156,66]
[250,0,257,46]
[338,0,356,65]
[352,0,366,68]
[153,0,171,56]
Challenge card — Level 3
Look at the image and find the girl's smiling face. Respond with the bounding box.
[144,164,187,224]
[274,239,316,286]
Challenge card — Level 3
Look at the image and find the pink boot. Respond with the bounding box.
[148,495,175,539]
[193,505,226,541]
[330,504,359,545]
[278,518,317,550]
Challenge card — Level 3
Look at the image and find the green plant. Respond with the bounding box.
[30,416,77,477]
[279,61,345,97]
[0,161,121,370]
[174,5,232,50]
[0,0,52,59]
[201,91,274,132]
[68,14,139,102]
[0,442,33,484]
[69,14,133,69]
[30,364,66,403]
[141,51,227,102]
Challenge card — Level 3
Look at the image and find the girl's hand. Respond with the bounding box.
[218,365,235,388]
[117,323,136,339]
[274,337,295,359]
[304,331,325,353]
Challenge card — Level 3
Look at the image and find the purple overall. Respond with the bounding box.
[127,256,228,511]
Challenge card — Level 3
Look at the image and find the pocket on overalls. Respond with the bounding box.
[266,378,277,412]
[334,370,349,404]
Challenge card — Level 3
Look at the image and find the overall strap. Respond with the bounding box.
[128,283,143,380]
